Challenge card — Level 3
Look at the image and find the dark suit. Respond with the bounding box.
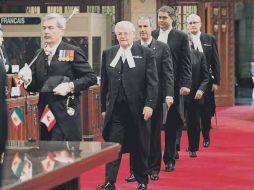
[101,43,158,184]
[0,59,7,183]
[132,39,174,174]
[26,41,97,141]
[185,49,209,151]
[152,29,192,166]
[199,33,220,141]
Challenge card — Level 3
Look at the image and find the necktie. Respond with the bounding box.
[44,47,53,65]
[48,54,53,65]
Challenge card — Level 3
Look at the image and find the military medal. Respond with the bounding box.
[69,50,74,61]
[66,50,70,61]
[62,50,67,61]
[58,50,63,61]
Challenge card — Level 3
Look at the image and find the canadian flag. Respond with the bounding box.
[40,105,56,132]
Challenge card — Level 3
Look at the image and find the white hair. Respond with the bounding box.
[44,13,66,29]
[186,14,201,24]
[114,21,135,34]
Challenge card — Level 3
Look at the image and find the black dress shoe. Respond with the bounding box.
[137,183,147,190]
[125,173,136,182]
[165,163,175,172]
[96,181,116,190]
[150,171,159,181]
[189,151,197,158]
[203,139,210,147]
[175,151,179,160]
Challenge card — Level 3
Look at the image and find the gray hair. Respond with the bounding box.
[158,6,176,19]
[186,14,201,24]
[44,13,66,29]
[137,16,154,28]
[114,21,135,34]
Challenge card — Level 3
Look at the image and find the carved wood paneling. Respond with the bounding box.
[207,1,235,106]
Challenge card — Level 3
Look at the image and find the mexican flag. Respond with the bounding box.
[40,105,56,132]
[11,107,24,128]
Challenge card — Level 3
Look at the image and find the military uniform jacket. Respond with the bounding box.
[27,41,97,140]
[100,43,158,152]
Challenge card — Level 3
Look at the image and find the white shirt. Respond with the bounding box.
[141,37,152,47]
[157,27,172,44]
[192,32,203,52]
[45,41,61,65]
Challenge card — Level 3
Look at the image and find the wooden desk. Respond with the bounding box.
[1,141,120,190]
[7,96,39,140]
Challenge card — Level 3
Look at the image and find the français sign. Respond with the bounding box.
[0,17,41,25]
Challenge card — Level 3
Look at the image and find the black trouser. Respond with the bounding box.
[105,102,148,185]
[163,104,183,166]
[186,101,201,151]
[200,110,211,141]
[148,108,162,173]
[200,82,215,141]
[129,106,162,174]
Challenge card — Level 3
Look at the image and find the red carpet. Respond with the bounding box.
[80,106,254,190]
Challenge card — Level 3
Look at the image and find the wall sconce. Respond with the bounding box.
[221,23,227,32]
[213,23,219,33]
[213,7,219,17]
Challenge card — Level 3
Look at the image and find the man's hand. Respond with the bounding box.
[180,87,190,96]
[18,63,32,86]
[101,112,106,120]
[165,96,174,109]
[211,84,219,92]
[194,90,204,100]
[143,106,153,121]
[53,82,73,96]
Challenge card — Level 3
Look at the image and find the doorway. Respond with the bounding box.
[235,2,254,105]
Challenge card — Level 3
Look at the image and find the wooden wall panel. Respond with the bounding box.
[207,2,235,106]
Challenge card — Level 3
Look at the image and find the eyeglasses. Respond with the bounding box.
[188,21,199,25]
